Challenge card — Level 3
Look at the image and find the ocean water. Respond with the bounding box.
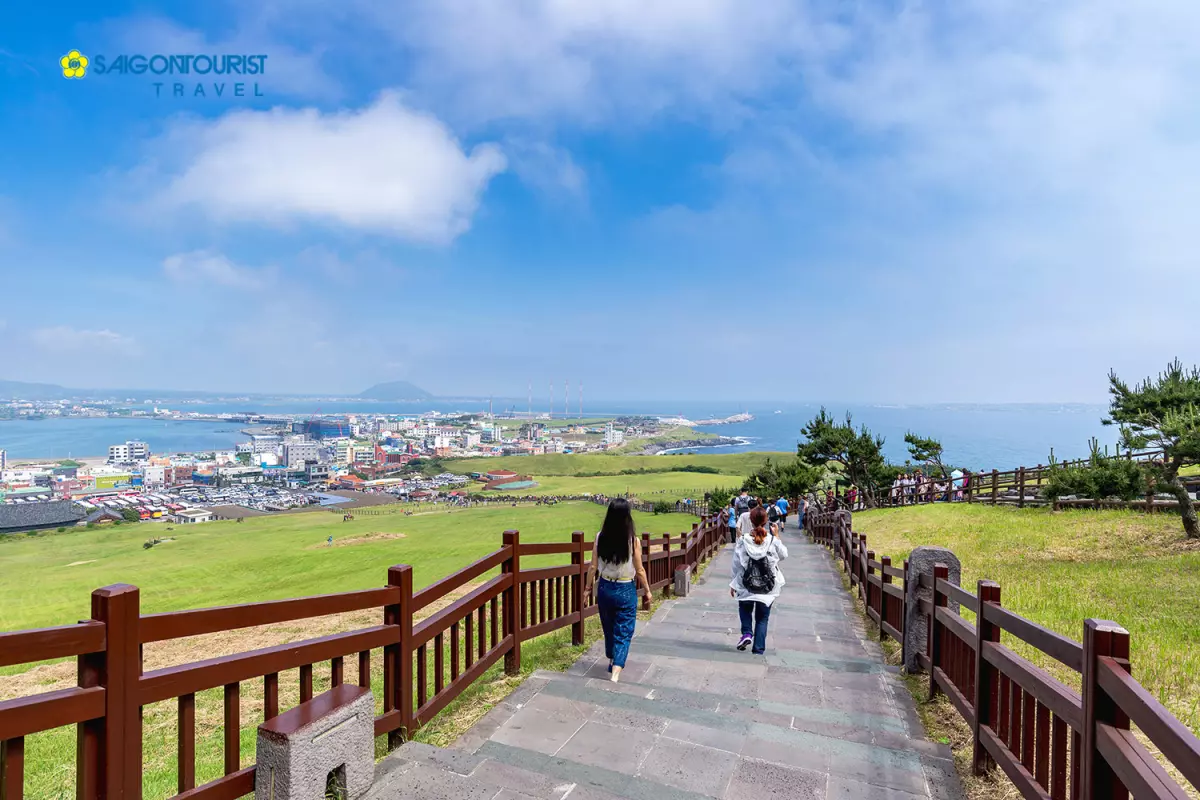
[0,401,1118,470]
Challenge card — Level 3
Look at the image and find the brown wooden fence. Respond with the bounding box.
[807,510,1200,799]
[0,515,727,800]
[876,448,1200,511]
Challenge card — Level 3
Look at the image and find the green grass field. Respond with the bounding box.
[1,501,702,799]
[442,450,786,477]
[851,504,1200,737]
[498,472,740,501]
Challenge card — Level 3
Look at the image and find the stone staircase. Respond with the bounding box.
[367,524,964,800]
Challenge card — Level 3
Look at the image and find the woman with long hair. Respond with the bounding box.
[586,498,651,681]
[729,505,788,654]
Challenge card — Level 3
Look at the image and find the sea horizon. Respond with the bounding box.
[0,400,1118,470]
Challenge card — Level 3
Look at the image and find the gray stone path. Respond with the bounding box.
[369,519,964,800]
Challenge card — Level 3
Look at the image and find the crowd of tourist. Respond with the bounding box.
[887,469,967,505]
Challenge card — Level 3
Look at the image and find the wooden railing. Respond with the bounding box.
[807,509,1200,799]
[876,448,1200,511]
[0,514,727,800]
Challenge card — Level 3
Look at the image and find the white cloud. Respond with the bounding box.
[163,250,273,289]
[335,0,817,127]
[503,139,587,200]
[29,326,140,357]
[150,93,507,242]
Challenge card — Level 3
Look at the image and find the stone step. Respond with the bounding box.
[370,740,579,800]
[459,668,951,798]
[527,669,935,751]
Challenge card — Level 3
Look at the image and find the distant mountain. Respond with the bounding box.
[0,379,72,400]
[358,381,433,401]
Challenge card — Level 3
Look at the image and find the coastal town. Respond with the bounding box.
[0,408,749,533]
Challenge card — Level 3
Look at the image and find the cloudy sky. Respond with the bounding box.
[1,1,1198,402]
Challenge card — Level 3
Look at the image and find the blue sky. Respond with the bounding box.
[2,0,1198,402]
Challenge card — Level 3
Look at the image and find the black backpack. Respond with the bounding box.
[767,504,781,523]
[743,554,775,594]
[734,495,750,515]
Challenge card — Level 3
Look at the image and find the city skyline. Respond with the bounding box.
[2,1,1198,403]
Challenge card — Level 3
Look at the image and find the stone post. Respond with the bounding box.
[903,546,962,673]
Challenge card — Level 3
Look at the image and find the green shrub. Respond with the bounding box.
[1041,439,1147,501]
[652,500,674,515]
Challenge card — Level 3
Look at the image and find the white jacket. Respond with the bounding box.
[730,532,788,606]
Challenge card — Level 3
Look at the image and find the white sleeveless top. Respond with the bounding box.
[596,533,636,582]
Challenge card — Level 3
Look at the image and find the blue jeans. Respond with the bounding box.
[597,578,638,668]
[738,600,772,654]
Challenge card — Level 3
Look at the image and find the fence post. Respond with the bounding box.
[858,535,868,600]
[973,580,1002,775]
[966,471,973,503]
[502,530,521,675]
[991,469,998,504]
[641,533,652,611]
[1146,475,1155,514]
[571,531,585,646]
[1017,467,1026,508]
[662,533,673,597]
[1080,619,1131,800]
[879,556,891,641]
[387,565,413,746]
[690,522,699,567]
[88,584,142,800]
[866,549,877,630]
[928,563,948,701]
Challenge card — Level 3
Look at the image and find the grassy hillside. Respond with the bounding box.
[442,450,786,477]
[851,504,1200,736]
[495,472,739,501]
[0,502,694,634]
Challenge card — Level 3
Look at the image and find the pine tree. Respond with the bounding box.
[797,408,887,507]
[1106,359,1200,538]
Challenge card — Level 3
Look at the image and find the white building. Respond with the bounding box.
[481,424,504,443]
[0,449,5,471]
[249,433,282,454]
[282,441,321,468]
[462,432,482,449]
[142,465,167,487]
[546,437,566,454]
[108,440,150,463]
[333,440,356,465]
[427,434,453,451]
[604,422,624,446]
[173,508,214,524]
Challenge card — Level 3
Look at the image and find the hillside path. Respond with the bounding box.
[370,515,965,800]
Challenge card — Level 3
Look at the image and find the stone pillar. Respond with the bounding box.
[903,546,962,673]
[673,565,692,597]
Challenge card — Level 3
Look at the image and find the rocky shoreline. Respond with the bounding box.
[638,436,745,455]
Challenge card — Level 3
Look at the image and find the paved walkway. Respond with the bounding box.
[369,519,964,800]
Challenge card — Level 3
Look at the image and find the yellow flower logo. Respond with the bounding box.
[60,50,89,79]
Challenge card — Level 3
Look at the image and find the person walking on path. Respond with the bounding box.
[736,497,760,540]
[775,495,789,525]
[586,499,651,682]
[725,500,738,543]
[733,489,752,519]
[730,506,788,654]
